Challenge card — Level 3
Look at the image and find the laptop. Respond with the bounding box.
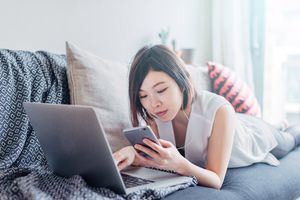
[23,102,193,194]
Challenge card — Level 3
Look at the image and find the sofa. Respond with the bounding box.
[0,48,300,200]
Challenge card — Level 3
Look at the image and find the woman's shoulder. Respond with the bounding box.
[194,90,231,120]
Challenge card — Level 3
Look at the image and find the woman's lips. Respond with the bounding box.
[155,109,168,117]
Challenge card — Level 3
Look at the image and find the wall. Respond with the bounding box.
[0,0,211,64]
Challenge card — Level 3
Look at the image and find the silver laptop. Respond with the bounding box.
[23,102,193,194]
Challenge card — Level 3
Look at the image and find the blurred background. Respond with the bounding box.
[0,0,299,125]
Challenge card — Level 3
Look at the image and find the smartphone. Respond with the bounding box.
[123,126,161,157]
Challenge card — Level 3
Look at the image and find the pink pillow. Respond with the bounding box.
[207,62,261,117]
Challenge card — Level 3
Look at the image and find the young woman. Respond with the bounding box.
[113,45,300,189]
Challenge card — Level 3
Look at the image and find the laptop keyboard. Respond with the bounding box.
[121,173,154,188]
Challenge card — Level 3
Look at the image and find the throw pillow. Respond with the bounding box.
[207,62,261,117]
[185,64,212,92]
[66,42,130,152]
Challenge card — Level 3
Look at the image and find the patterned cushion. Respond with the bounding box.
[207,62,261,117]
[0,48,196,199]
[0,49,69,169]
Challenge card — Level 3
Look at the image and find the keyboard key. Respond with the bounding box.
[121,173,154,188]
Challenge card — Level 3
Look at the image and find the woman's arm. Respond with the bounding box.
[132,104,236,189]
[178,104,236,189]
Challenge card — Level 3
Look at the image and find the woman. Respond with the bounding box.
[113,45,300,189]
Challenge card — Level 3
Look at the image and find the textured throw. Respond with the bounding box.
[0,49,196,199]
[0,167,197,200]
[0,49,69,169]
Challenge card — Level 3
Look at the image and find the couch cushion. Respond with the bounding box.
[65,42,131,152]
[0,49,69,169]
[185,64,212,92]
[164,146,300,200]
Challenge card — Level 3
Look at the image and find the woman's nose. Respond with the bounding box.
[150,95,161,108]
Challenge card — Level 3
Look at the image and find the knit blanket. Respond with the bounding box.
[0,49,196,199]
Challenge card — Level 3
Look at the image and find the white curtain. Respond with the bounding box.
[263,0,298,124]
[211,0,254,90]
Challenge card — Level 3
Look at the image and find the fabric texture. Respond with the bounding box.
[0,48,196,199]
[0,49,69,169]
[270,128,298,159]
[0,167,197,200]
[155,90,279,168]
[164,147,300,200]
[286,125,300,146]
[185,64,212,92]
[66,42,131,152]
[1,48,300,199]
[210,0,255,90]
[207,62,261,117]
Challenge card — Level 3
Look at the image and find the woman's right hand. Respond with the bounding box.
[113,146,144,171]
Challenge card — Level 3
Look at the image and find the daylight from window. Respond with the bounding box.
[264,0,300,124]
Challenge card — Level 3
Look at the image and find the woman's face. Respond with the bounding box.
[139,70,183,122]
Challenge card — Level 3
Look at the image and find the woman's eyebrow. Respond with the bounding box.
[139,82,166,91]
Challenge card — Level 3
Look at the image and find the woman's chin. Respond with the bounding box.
[157,114,174,122]
[159,117,170,122]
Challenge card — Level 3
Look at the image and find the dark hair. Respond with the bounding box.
[128,45,194,127]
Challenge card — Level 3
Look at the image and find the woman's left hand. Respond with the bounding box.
[113,146,135,171]
[113,146,148,171]
[134,139,189,174]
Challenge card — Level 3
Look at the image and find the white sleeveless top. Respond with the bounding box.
[154,90,279,168]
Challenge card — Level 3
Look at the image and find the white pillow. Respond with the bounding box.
[185,64,211,92]
[66,42,130,152]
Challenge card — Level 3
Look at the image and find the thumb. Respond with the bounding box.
[158,139,173,147]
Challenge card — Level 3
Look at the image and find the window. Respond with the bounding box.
[264,0,300,125]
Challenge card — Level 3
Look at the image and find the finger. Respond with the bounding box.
[113,152,124,163]
[158,139,173,147]
[134,144,160,160]
[143,139,164,153]
[139,155,160,168]
[135,153,149,166]
[117,158,130,171]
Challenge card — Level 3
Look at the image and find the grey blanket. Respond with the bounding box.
[0,49,196,199]
[0,167,196,200]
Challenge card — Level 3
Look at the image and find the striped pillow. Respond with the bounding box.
[207,62,261,117]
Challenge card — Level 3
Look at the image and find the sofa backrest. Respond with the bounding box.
[0,49,69,169]
[0,48,212,169]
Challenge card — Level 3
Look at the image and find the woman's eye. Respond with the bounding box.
[157,87,168,93]
[139,95,147,99]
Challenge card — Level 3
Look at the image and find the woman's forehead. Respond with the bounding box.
[140,71,173,91]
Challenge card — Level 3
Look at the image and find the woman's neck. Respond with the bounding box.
[171,100,192,148]
[173,98,192,125]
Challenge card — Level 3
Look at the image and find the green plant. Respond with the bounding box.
[158,28,170,45]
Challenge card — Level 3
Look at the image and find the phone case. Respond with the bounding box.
[123,126,160,157]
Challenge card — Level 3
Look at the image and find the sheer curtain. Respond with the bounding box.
[263,1,286,124]
[211,0,255,91]
[264,0,300,125]
[210,0,300,125]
